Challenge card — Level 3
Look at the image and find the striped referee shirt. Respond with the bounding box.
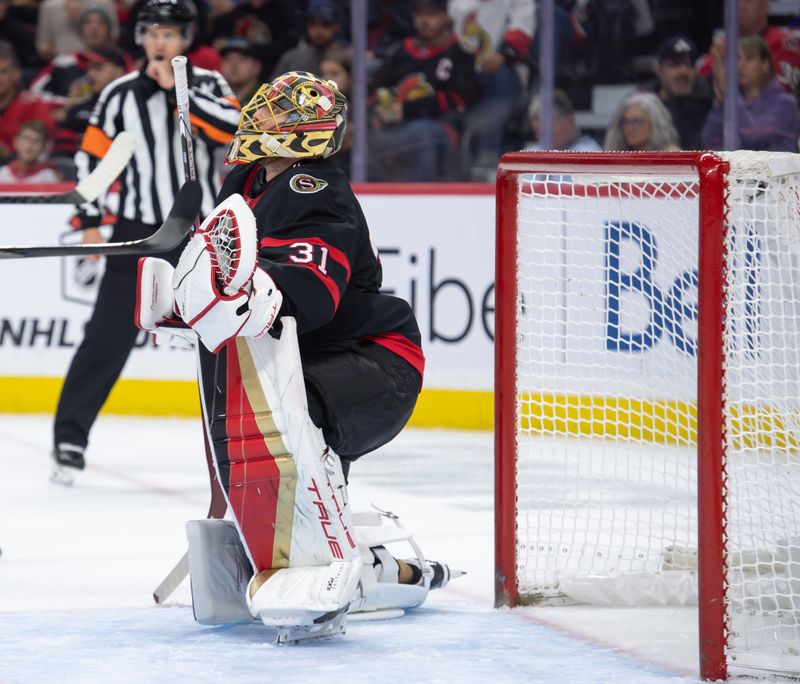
[75,61,241,227]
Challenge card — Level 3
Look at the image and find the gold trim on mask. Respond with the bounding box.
[225,72,346,164]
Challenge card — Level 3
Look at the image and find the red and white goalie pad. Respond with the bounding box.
[216,318,362,638]
[172,194,282,353]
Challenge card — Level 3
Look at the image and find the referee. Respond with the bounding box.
[51,0,240,482]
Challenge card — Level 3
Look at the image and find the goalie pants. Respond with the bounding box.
[53,218,185,449]
[301,340,422,479]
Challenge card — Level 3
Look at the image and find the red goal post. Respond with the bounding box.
[495,151,800,681]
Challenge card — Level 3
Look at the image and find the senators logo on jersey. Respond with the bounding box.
[289,174,328,194]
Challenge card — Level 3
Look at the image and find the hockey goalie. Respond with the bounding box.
[136,71,459,643]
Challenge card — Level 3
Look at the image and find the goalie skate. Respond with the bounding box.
[349,507,465,618]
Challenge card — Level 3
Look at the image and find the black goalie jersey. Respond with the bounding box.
[217,157,424,377]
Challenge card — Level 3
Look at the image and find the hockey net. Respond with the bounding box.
[495,151,800,680]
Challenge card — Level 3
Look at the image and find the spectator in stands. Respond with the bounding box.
[523,89,601,151]
[368,0,476,182]
[30,4,121,107]
[0,0,40,74]
[320,46,352,97]
[698,0,800,96]
[210,0,300,77]
[604,91,680,151]
[702,35,800,152]
[36,0,118,62]
[54,45,129,160]
[0,41,56,163]
[0,119,60,182]
[450,0,534,177]
[219,37,264,107]
[367,0,415,72]
[270,0,344,79]
[645,35,713,151]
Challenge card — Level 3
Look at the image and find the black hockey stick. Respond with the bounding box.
[0,180,201,259]
[0,132,135,205]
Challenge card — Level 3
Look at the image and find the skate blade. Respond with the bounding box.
[274,615,347,646]
[50,464,76,486]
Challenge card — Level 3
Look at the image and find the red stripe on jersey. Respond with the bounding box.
[368,332,425,377]
[225,345,280,572]
[261,236,351,309]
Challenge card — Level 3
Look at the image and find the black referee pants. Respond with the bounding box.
[53,218,185,450]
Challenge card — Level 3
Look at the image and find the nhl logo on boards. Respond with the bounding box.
[289,174,328,194]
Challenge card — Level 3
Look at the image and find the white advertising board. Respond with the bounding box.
[518,189,699,400]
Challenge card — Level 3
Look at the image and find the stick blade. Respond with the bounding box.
[140,179,202,253]
[0,180,202,259]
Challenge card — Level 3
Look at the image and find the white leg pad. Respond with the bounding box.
[244,322,360,568]
[247,561,362,627]
[234,320,362,634]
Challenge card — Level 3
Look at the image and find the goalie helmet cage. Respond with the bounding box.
[495,151,800,681]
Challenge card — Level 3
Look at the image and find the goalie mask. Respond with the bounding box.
[225,71,348,164]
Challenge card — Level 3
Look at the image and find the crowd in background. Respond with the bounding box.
[0,0,798,184]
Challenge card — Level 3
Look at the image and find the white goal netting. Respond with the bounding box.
[506,151,800,676]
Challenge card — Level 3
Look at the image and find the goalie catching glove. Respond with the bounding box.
[171,194,282,353]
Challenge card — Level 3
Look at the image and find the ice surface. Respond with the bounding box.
[0,415,770,683]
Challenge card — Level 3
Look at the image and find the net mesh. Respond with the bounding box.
[515,170,699,591]
[508,152,800,673]
[723,153,800,669]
